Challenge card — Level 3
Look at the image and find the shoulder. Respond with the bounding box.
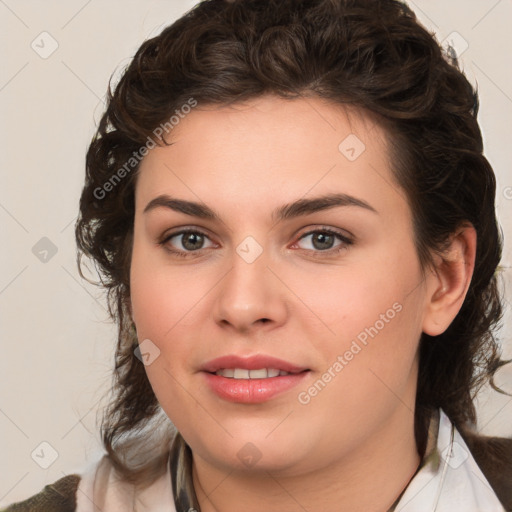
[460,428,512,511]
[1,474,80,512]
[0,455,109,512]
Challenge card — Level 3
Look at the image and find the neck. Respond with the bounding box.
[192,406,422,512]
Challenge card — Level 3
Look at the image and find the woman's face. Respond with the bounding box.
[130,95,433,475]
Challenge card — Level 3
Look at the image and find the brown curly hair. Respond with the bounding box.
[75,0,508,484]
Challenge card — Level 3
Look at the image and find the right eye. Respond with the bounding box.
[159,229,217,258]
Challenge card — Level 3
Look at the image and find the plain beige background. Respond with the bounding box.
[1,0,511,505]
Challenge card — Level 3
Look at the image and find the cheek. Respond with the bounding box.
[291,273,423,452]
[292,246,422,346]
[129,256,198,421]
[130,245,206,340]
[293,240,424,395]
[128,244,214,402]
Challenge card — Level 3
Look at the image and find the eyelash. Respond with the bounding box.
[158,227,354,259]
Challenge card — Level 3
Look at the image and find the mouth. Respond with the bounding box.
[201,355,310,403]
[213,368,296,379]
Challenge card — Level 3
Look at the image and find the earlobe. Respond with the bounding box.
[422,224,477,336]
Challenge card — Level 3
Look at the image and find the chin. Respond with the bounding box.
[189,432,312,475]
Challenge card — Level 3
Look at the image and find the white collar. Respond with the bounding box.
[394,409,505,511]
[76,455,175,512]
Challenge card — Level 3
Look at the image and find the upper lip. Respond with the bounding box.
[201,355,309,374]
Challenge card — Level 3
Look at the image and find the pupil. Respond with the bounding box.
[183,233,203,250]
[313,233,333,250]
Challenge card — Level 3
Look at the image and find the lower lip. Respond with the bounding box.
[203,371,310,403]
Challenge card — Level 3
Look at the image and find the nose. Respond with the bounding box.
[212,246,288,334]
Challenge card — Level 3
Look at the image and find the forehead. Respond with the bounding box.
[134,95,405,220]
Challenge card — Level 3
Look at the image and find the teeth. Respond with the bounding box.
[249,368,267,379]
[215,368,290,379]
[233,368,250,379]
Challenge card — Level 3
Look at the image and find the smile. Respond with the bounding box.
[214,368,291,378]
[201,354,310,403]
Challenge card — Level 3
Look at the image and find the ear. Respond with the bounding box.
[422,224,477,336]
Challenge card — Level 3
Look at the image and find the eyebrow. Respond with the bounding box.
[143,192,378,221]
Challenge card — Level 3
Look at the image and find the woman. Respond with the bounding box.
[4,0,511,510]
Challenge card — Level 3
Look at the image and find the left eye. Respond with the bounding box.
[295,229,351,252]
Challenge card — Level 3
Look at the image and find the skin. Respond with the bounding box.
[129,95,476,512]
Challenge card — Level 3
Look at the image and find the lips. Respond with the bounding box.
[201,355,310,403]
